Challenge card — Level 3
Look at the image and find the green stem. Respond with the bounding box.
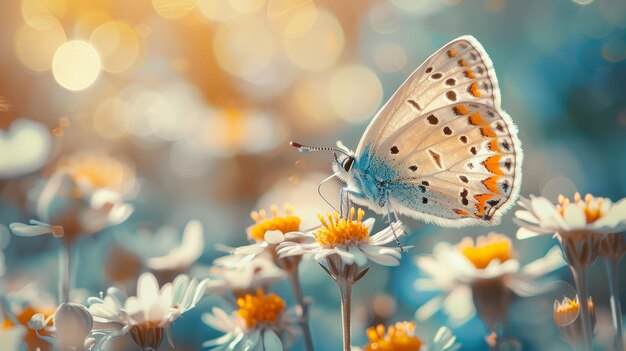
[605,259,624,351]
[571,266,593,351]
[339,281,352,351]
[287,269,315,351]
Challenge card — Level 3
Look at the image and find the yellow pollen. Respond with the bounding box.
[248,204,301,241]
[556,193,609,224]
[459,233,514,269]
[236,289,286,329]
[364,322,423,351]
[315,208,369,248]
[55,154,132,192]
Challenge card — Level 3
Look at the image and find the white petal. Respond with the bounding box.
[415,295,446,320]
[514,210,539,224]
[264,230,284,245]
[442,285,475,324]
[137,273,160,309]
[9,222,52,236]
[262,329,283,351]
[522,246,565,277]
[592,199,626,231]
[515,226,544,240]
[362,218,375,234]
[562,204,586,229]
[146,220,204,271]
[349,245,368,266]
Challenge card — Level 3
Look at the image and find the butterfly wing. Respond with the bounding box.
[355,35,500,159]
[381,102,522,227]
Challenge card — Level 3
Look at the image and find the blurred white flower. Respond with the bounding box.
[145,220,204,272]
[277,208,405,267]
[415,233,565,326]
[88,272,208,350]
[514,193,626,239]
[203,289,293,351]
[352,322,460,351]
[205,256,285,297]
[10,171,133,241]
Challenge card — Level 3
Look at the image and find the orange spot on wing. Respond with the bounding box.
[454,209,469,216]
[481,176,500,194]
[464,69,475,79]
[453,105,470,115]
[458,59,467,67]
[483,155,504,175]
[474,193,494,217]
[447,49,457,58]
[468,112,486,125]
[469,82,481,97]
[489,139,501,152]
[480,126,497,138]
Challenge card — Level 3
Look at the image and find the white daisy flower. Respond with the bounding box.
[514,193,626,240]
[277,208,405,267]
[205,256,285,297]
[415,233,565,328]
[217,204,305,267]
[9,170,133,242]
[352,322,460,351]
[203,289,293,351]
[88,272,208,350]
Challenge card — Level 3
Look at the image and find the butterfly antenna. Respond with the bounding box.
[290,141,350,156]
[386,205,405,252]
[318,173,340,214]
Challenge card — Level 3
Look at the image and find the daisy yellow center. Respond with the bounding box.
[56,154,131,191]
[557,193,609,224]
[236,289,286,329]
[315,208,369,248]
[364,322,423,351]
[460,234,514,269]
[248,204,301,241]
[1,307,55,350]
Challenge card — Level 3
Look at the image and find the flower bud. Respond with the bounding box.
[53,302,93,349]
[554,295,595,346]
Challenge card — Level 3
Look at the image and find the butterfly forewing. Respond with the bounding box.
[380,102,521,226]
[356,36,500,160]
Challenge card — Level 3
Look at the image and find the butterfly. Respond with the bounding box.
[292,35,522,227]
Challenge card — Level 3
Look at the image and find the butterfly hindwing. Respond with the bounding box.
[356,36,500,163]
[380,102,521,226]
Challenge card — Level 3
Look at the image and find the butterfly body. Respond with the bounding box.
[314,35,522,227]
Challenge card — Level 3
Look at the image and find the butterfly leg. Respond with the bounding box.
[340,187,367,218]
[384,200,405,251]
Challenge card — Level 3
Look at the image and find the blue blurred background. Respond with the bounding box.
[1,0,625,349]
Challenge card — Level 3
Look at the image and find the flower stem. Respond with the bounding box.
[571,266,593,351]
[60,241,72,303]
[339,281,352,351]
[287,269,315,351]
[605,258,624,351]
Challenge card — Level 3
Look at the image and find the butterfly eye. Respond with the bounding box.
[343,157,354,172]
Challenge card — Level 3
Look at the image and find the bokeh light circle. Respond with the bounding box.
[374,42,407,72]
[21,0,66,30]
[230,0,266,13]
[152,0,196,19]
[90,21,140,74]
[213,17,275,80]
[329,65,383,123]
[283,9,344,72]
[14,20,66,72]
[52,40,101,91]
[197,0,239,22]
[267,0,317,38]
